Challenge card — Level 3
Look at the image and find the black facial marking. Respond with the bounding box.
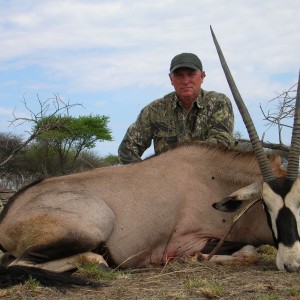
[263,202,278,247]
[263,178,299,247]
[267,178,294,199]
[276,207,300,246]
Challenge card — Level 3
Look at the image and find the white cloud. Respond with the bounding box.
[0,0,299,153]
[0,107,13,116]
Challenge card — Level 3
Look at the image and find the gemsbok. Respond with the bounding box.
[0,27,299,288]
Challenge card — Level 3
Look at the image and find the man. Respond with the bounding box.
[118,53,234,164]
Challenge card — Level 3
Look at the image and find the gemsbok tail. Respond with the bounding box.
[0,265,106,289]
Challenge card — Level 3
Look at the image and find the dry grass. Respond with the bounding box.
[1,246,300,300]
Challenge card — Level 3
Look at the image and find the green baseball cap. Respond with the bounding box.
[170,53,203,73]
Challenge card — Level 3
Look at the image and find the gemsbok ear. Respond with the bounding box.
[213,198,243,212]
[213,181,263,212]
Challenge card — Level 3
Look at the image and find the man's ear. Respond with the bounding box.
[169,73,174,86]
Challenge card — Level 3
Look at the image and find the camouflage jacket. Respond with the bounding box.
[118,90,234,164]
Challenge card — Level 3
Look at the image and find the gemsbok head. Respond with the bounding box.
[211,26,300,272]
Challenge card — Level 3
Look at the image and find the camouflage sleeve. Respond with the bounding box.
[206,95,234,148]
[118,107,154,164]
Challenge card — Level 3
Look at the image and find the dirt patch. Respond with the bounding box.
[1,246,300,300]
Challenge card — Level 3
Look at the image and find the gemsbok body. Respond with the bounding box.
[0,27,299,287]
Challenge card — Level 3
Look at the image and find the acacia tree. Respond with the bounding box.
[0,95,114,187]
[34,114,112,174]
[0,94,81,167]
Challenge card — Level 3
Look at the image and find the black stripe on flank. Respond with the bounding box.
[21,238,94,264]
[201,239,247,255]
[276,207,300,246]
[19,234,107,264]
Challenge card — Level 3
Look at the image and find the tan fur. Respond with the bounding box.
[0,144,282,271]
[268,154,286,178]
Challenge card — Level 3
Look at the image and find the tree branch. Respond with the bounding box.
[1,94,82,167]
[236,138,290,153]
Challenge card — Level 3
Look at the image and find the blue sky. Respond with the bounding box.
[0,0,299,158]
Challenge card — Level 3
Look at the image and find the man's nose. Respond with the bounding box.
[182,75,190,84]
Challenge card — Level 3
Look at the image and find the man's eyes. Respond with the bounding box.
[174,72,197,77]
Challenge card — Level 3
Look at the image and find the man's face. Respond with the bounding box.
[169,68,205,102]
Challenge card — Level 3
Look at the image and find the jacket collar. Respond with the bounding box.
[170,89,206,109]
